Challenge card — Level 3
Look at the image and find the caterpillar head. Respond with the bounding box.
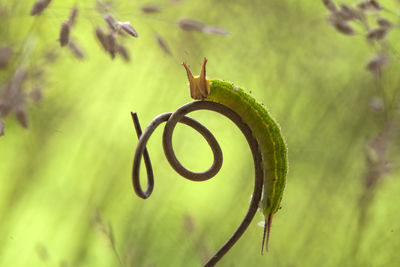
[182,58,210,100]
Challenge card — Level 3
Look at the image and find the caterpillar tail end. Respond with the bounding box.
[261,213,274,255]
[182,58,210,100]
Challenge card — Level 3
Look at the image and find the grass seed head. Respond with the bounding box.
[68,41,85,59]
[104,14,117,30]
[0,46,12,68]
[95,27,108,51]
[59,22,70,47]
[155,34,171,55]
[366,54,387,74]
[0,120,4,136]
[118,22,138,37]
[141,4,162,14]
[93,212,116,250]
[96,0,111,13]
[202,25,229,35]
[117,44,130,62]
[183,214,196,234]
[29,87,42,102]
[30,0,51,16]
[322,0,338,12]
[44,49,58,63]
[369,0,381,10]
[331,20,355,35]
[376,17,392,29]
[356,1,370,10]
[333,4,360,21]
[0,100,12,117]
[178,18,205,32]
[356,0,382,12]
[105,33,117,58]
[0,84,12,116]
[68,6,78,27]
[15,104,28,129]
[366,27,387,40]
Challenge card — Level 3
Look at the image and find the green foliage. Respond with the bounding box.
[0,0,399,266]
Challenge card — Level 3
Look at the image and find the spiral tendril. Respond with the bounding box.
[131,101,264,266]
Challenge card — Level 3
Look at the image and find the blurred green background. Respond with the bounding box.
[1,0,400,266]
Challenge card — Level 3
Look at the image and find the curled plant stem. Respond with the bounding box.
[131,101,264,266]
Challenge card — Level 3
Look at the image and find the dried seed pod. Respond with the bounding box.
[202,26,229,35]
[59,22,70,47]
[178,18,205,32]
[118,22,138,37]
[0,46,12,69]
[105,33,117,58]
[117,44,130,62]
[104,14,117,30]
[0,120,4,136]
[331,21,355,35]
[366,54,387,74]
[322,0,338,12]
[15,105,28,129]
[376,17,392,29]
[68,6,78,27]
[366,28,387,40]
[141,4,162,14]
[155,34,171,55]
[30,0,51,16]
[68,41,85,59]
[95,27,108,51]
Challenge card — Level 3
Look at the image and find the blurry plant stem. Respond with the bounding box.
[111,241,125,267]
[353,118,395,256]
[12,12,45,68]
[94,212,125,267]
[108,225,125,267]
[353,37,398,256]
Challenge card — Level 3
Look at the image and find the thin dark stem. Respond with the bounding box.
[130,112,155,198]
[131,101,264,266]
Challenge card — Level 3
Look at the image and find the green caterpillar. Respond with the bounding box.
[183,58,288,252]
